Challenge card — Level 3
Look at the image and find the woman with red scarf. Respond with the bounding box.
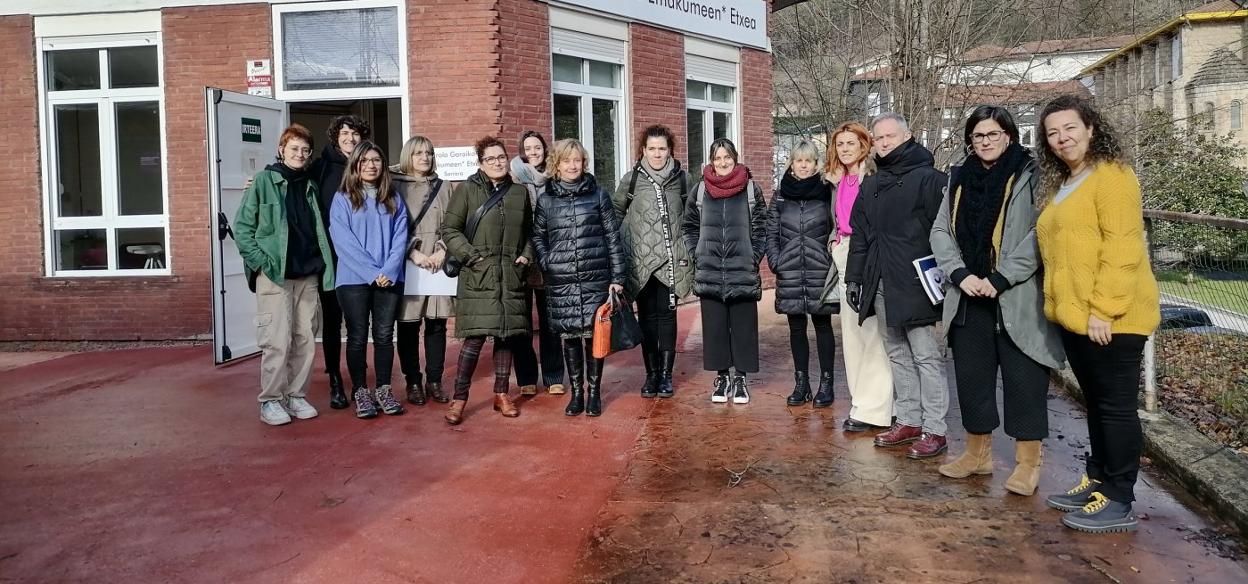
[681,138,768,405]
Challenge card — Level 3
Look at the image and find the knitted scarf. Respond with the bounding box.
[509,156,548,189]
[702,163,750,199]
[953,141,1030,276]
[779,170,828,201]
[642,155,676,186]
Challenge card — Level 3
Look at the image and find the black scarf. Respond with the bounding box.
[951,142,1030,277]
[267,162,325,279]
[779,171,828,201]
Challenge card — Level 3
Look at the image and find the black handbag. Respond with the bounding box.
[445,184,507,277]
[608,291,643,354]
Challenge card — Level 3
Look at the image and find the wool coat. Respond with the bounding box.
[392,166,455,321]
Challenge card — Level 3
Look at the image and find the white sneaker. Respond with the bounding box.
[284,396,319,420]
[260,400,292,426]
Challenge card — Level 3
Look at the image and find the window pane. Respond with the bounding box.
[588,60,617,88]
[1232,102,1243,130]
[553,54,582,84]
[713,112,731,141]
[281,7,401,91]
[554,94,580,141]
[117,228,167,270]
[687,108,705,170]
[686,80,707,100]
[54,104,103,217]
[710,84,733,103]
[56,229,108,271]
[591,99,617,193]
[47,49,100,91]
[115,102,164,215]
[108,46,159,89]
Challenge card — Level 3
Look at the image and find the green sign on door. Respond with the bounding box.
[242,117,262,143]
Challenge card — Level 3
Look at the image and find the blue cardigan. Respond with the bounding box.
[329,190,409,287]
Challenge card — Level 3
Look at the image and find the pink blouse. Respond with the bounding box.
[835,174,860,238]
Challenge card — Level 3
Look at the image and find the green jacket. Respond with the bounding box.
[612,162,696,299]
[440,171,534,338]
[233,169,335,292]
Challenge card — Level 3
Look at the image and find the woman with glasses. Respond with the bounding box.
[329,141,409,420]
[440,137,535,425]
[930,105,1064,497]
[234,124,335,426]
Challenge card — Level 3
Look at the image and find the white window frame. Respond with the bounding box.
[685,80,738,169]
[37,32,170,277]
[550,26,629,187]
[272,0,409,102]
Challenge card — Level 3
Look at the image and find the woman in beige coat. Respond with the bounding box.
[393,136,454,406]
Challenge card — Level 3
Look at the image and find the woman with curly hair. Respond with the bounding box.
[1034,95,1159,534]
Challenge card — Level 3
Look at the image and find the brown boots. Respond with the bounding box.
[444,399,466,425]
[1005,440,1043,496]
[493,393,520,417]
[938,433,994,478]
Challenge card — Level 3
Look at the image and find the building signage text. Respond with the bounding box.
[554,0,768,50]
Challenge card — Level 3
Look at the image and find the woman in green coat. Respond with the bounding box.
[440,136,535,425]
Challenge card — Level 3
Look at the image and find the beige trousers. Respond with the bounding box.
[832,237,895,426]
[255,273,321,403]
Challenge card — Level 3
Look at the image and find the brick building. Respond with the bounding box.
[0,0,777,355]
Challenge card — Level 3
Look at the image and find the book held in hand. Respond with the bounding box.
[912,254,946,305]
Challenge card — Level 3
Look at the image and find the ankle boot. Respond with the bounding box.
[406,373,426,405]
[586,357,604,417]
[563,341,586,416]
[493,393,519,417]
[656,350,676,398]
[425,380,450,403]
[786,371,812,406]
[1005,440,1043,496]
[639,348,659,398]
[328,372,348,409]
[813,371,835,408]
[939,433,994,478]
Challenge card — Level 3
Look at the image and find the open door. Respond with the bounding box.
[207,88,288,365]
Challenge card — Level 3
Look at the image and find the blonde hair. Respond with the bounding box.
[398,135,436,176]
[545,138,590,179]
[785,141,821,174]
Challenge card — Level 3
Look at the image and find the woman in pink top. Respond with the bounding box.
[825,122,894,432]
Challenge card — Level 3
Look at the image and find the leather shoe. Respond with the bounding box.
[328,372,348,410]
[874,423,922,447]
[444,399,466,425]
[426,380,450,404]
[843,418,884,432]
[907,433,948,459]
[493,393,520,417]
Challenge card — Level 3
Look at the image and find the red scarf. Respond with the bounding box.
[702,163,750,199]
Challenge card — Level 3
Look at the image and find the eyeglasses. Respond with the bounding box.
[481,155,507,165]
[360,157,384,166]
[285,147,312,155]
[971,131,1006,144]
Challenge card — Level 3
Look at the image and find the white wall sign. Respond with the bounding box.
[246,59,273,98]
[435,147,479,181]
[553,0,768,51]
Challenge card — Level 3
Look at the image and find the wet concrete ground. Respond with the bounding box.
[1,291,1245,583]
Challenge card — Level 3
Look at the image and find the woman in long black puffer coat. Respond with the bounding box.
[767,140,838,409]
[532,138,626,417]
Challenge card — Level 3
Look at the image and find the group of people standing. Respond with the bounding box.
[233,93,1159,536]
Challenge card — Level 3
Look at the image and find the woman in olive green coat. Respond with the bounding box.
[440,136,535,425]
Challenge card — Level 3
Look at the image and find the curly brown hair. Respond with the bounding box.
[473,136,506,161]
[1036,94,1127,207]
[634,124,677,160]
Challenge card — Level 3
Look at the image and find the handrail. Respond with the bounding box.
[1143,209,1248,231]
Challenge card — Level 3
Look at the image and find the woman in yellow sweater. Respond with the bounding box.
[1035,95,1159,534]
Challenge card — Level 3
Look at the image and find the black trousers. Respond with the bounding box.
[336,284,402,388]
[454,336,514,401]
[787,314,835,373]
[1063,330,1147,504]
[320,289,343,374]
[637,277,677,353]
[701,297,759,373]
[949,298,1051,440]
[534,288,565,385]
[396,318,447,384]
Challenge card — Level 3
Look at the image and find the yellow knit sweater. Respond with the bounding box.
[1036,162,1159,336]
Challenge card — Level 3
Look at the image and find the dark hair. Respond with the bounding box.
[1036,94,1126,206]
[707,138,739,164]
[328,115,371,149]
[518,130,548,170]
[635,124,677,160]
[963,105,1019,146]
[474,136,507,161]
[341,141,396,214]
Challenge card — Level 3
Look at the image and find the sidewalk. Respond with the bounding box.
[0,291,1244,583]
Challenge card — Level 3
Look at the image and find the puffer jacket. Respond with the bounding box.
[612,161,696,299]
[681,178,768,302]
[532,174,626,334]
[766,173,836,315]
[440,171,535,338]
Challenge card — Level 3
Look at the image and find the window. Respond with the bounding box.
[552,54,625,193]
[1019,124,1036,148]
[1204,102,1216,129]
[39,36,167,276]
[1171,33,1182,80]
[867,92,882,117]
[273,0,406,100]
[1231,101,1242,131]
[686,80,736,171]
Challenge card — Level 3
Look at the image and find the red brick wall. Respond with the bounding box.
[0,15,41,338]
[408,0,506,146]
[628,24,686,167]
[740,47,773,201]
[496,0,551,155]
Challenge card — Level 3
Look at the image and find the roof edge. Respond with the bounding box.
[1078,9,1248,76]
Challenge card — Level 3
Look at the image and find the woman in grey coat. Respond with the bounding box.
[930,105,1065,496]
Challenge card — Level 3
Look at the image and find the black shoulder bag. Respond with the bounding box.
[444,183,507,277]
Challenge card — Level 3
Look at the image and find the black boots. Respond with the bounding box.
[328,371,349,409]
[564,341,586,416]
[813,371,835,408]
[786,371,812,405]
[640,348,660,398]
[586,354,604,417]
[656,350,675,398]
[406,373,426,406]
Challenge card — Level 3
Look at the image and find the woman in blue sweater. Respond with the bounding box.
[329,141,410,420]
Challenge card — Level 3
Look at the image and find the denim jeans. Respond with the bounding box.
[875,287,949,436]
[336,283,403,388]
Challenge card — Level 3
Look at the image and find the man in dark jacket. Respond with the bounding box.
[845,112,950,459]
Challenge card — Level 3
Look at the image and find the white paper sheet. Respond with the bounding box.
[404,263,459,296]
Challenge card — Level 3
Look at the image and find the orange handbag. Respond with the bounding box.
[592,299,614,359]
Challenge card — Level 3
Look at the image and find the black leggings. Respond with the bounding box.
[396,318,447,384]
[453,336,514,401]
[636,278,677,353]
[949,298,1050,440]
[787,314,835,373]
[320,289,343,374]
